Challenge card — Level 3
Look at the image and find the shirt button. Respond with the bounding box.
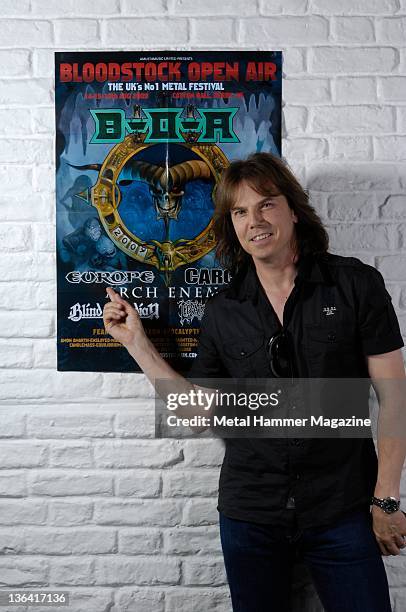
[240,350,246,356]
[296,474,300,480]
[328,332,336,342]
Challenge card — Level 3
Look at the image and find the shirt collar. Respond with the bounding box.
[225,253,333,301]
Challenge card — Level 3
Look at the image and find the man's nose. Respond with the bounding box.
[248,208,264,227]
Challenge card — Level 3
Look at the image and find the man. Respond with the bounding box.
[103,153,406,612]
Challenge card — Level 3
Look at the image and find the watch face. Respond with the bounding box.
[383,498,400,513]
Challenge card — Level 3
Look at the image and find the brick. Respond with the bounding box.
[32,107,54,134]
[33,338,56,369]
[0,195,51,221]
[327,223,394,252]
[0,223,31,251]
[0,311,54,338]
[94,440,183,468]
[327,193,376,221]
[0,166,32,195]
[310,163,402,192]
[281,48,306,73]
[283,137,327,161]
[283,107,307,136]
[377,17,406,44]
[0,253,54,282]
[377,256,406,281]
[114,409,156,438]
[53,372,104,401]
[330,137,372,161]
[0,529,25,554]
[0,50,30,77]
[333,77,377,104]
[171,0,256,15]
[331,17,374,43]
[163,470,218,497]
[260,0,308,13]
[104,19,188,45]
[0,20,52,47]
[379,195,406,220]
[31,0,119,14]
[311,105,394,134]
[118,529,162,554]
[0,369,54,400]
[398,287,406,309]
[116,589,164,612]
[0,500,47,525]
[101,372,154,398]
[57,589,114,612]
[311,0,397,13]
[50,557,94,585]
[384,556,406,588]
[0,77,52,106]
[0,472,28,497]
[33,164,54,192]
[24,528,116,555]
[122,0,166,14]
[0,441,47,468]
[0,109,31,136]
[30,471,113,496]
[32,49,54,77]
[191,18,235,44]
[50,442,93,468]
[0,558,48,586]
[165,587,230,612]
[0,284,37,310]
[0,0,30,13]
[94,499,183,526]
[95,556,180,585]
[27,412,113,438]
[284,79,330,104]
[0,412,25,437]
[182,498,219,526]
[375,137,406,161]
[54,19,99,45]
[242,17,328,45]
[35,281,56,309]
[183,558,226,586]
[398,225,406,250]
[116,471,161,497]
[49,500,93,526]
[0,138,52,164]
[183,439,225,467]
[164,526,222,555]
[310,47,397,74]
[378,77,406,102]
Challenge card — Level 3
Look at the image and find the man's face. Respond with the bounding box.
[230,181,298,266]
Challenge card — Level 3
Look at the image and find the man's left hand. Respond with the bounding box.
[372,507,406,556]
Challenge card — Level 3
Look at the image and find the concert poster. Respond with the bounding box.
[55,51,282,372]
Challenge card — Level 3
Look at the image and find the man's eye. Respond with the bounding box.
[262,201,274,208]
[233,210,245,216]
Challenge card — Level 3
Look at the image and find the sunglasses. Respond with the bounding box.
[267,331,293,378]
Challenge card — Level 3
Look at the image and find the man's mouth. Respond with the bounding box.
[250,232,273,242]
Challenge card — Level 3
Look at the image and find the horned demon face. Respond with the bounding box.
[149,183,184,221]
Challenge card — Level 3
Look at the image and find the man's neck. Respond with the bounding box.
[254,256,298,294]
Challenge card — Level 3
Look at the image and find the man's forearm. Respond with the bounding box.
[375,436,406,498]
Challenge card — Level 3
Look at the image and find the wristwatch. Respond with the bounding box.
[371,496,401,514]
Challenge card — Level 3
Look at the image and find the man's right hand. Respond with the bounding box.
[103,287,145,349]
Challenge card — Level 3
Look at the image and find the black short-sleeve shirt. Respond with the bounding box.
[187,253,404,528]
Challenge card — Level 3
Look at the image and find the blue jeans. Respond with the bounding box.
[219,509,392,612]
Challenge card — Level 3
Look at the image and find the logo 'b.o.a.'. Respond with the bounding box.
[90,107,239,144]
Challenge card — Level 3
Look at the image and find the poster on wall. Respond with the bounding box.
[55,51,282,372]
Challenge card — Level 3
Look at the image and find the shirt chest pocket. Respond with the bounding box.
[221,335,269,377]
[305,324,359,376]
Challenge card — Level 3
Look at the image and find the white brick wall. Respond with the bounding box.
[0,1,405,611]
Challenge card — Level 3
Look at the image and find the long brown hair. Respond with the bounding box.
[213,153,329,276]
